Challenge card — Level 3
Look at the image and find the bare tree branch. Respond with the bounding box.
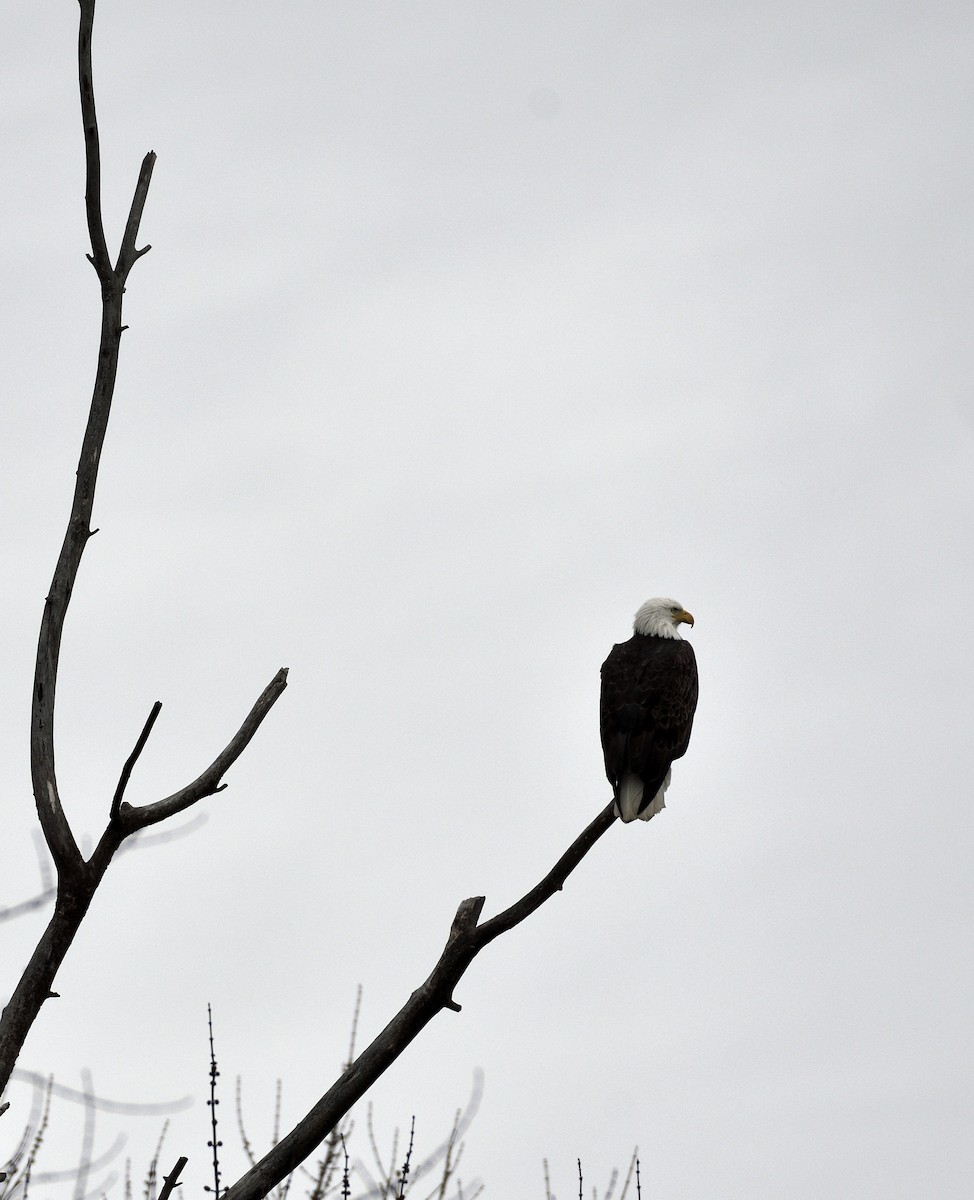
[108,668,289,839]
[0,834,56,923]
[31,0,158,881]
[3,671,287,1098]
[221,803,618,1200]
[111,701,163,820]
[4,0,287,1102]
[77,0,109,276]
[117,151,156,275]
[9,1069,192,1116]
[474,801,618,949]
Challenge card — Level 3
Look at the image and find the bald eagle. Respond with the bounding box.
[600,598,698,823]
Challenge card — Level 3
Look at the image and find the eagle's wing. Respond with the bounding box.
[600,638,697,800]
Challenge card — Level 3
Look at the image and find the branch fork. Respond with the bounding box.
[1,0,288,1100]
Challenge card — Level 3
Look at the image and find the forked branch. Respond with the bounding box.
[4,0,287,1101]
[89,668,290,875]
[31,0,159,879]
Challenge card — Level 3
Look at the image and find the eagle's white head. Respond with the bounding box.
[633,597,695,640]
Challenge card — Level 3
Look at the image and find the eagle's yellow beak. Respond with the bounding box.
[677,609,694,628]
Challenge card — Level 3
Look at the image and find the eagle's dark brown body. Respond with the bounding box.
[600,632,698,821]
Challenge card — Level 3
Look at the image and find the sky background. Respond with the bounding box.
[2,1,973,1197]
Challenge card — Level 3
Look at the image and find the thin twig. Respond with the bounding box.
[11,1068,191,1117]
[117,152,156,276]
[70,1068,96,1200]
[144,1120,170,1200]
[396,1117,415,1200]
[205,1005,223,1199]
[111,702,163,819]
[344,986,363,1070]
[340,1138,351,1200]
[236,1078,256,1169]
[77,0,109,275]
[617,1148,638,1200]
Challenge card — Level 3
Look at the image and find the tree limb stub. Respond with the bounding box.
[158,1157,189,1200]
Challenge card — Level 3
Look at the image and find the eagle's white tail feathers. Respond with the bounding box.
[614,768,672,823]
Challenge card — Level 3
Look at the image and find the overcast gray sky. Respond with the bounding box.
[2,2,973,1197]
